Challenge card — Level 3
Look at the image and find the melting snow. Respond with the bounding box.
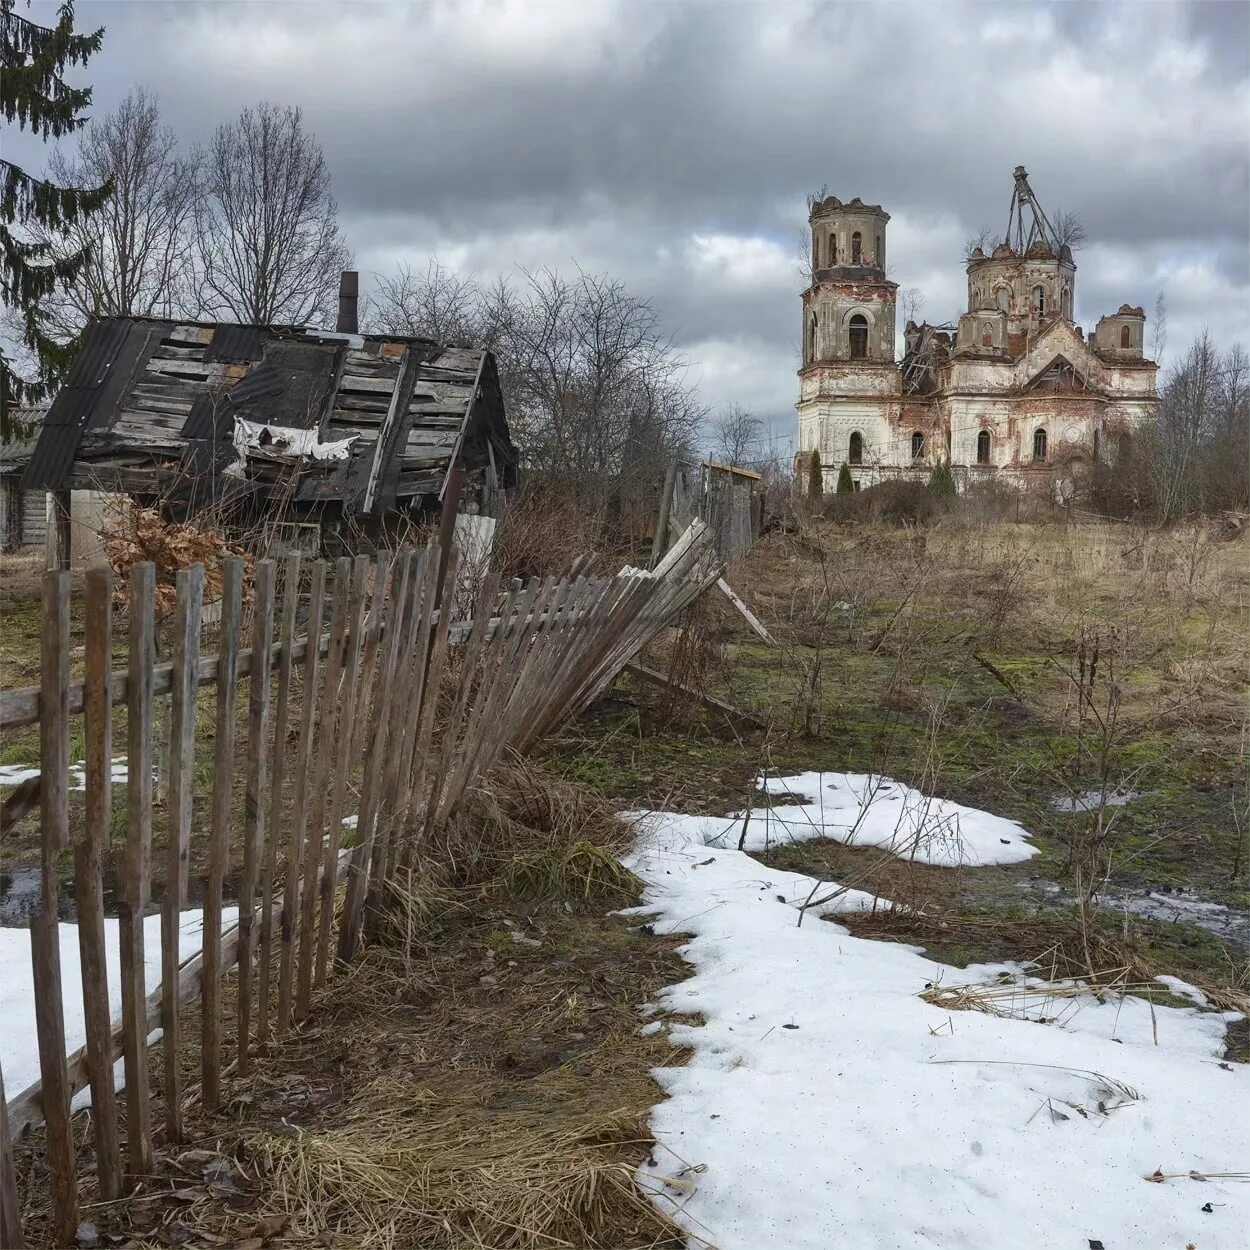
[625,782,1248,1250]
[0,907,239,1105]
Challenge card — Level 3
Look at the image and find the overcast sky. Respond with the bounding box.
[24,0,1250,452]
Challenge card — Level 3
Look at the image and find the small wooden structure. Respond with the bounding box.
[21,311,519,553]
[651,459,764,566]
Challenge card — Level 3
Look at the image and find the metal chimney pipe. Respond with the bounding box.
[336,270,359,334]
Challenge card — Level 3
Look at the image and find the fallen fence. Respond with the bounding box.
[0,520,722,1247]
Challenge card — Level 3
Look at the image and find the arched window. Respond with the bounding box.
[1092,428,1101,460]
[1120,325,1131,348]
[829,234,837,265]
[911,431,925,459]
[996,286,1010,312]
[849,313,868,359]
[875,234,883,264]
[851,231,862,264]
[1032,427,1047,462]
[976,430,991,464]
[981,323,994,347]
[849,431,863,465]
[1062,285,1072,319]
[808,314,818,361]
[1032,285,1045,316]
[1118,432,1132,463]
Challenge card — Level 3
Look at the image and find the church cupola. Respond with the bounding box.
[803,194,897,367]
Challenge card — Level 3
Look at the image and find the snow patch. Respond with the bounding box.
[0,907,239,1105]
[626,800,1248,1250]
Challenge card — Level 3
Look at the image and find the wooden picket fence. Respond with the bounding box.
[0,520,722,1248]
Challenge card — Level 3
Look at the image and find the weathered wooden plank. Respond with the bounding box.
[119,562,156,1177]
[162,564,202,1144]
[278,560,326,1035]
[32,568,76,1243]
[0,1061,21,1249]
[237,560,275,1073]
[336,373,398,394]
[345,552,413,954]
[315,556,369,988]
[335,553,393,965]
[259,555,300,1046]
[145,358,225,380]
[77,568,123,1200]
[169,324,215,345]
[201,557,243,1115]
[151,342,208,361]
[295,558,350,1020]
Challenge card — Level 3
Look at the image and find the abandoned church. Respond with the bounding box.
[795,167,1159,494]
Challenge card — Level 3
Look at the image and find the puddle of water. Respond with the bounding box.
[1048,788,1145,814]
[1016,876,1249,944]
[0,869,82,925]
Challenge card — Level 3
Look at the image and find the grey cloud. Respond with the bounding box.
[25,0,1250,418]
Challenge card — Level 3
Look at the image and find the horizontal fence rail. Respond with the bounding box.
[0,520,722,1248]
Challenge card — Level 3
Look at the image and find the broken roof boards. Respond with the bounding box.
[22,317,518,523]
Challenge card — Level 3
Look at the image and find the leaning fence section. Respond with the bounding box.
[0,522,722,1248]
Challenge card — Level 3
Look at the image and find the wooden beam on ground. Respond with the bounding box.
[716,577,775,645]
[623,660,764,728]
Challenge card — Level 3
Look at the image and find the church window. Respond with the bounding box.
[1093,428,1101,460]
[849,431,863,464]
[1033,427,1048,461]
[849,313,868,359]
[996,286,1010,312]
[829,234,837,265]
[1062,284,1072,319]
[808,314,818,361]
[911,431,925,459]
[1120,325,1131,348]
[981,323,994,347]
[875,234,882,263]
[1032,285,1045,316]
[851,231,862,263]
[976,430,991,464]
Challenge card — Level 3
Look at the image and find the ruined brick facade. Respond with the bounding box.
[796,171,1159,497]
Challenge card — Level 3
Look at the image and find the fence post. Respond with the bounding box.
[259,555,301,1045]
[162,564,203,1143]
[31,568,77,1242]
[77,567,123,1198]
[0,1060,22,1249]
[238,560,275,1071]
[201,557,243,1114]
[119,562,156,1177]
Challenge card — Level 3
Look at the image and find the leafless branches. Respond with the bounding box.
[708,404,764,469]
[195,102,350,326]
[29,88,199,336]
[368,258,480,346]
[1051,209,1087,252]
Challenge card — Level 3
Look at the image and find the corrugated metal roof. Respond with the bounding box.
[203,324,265,364]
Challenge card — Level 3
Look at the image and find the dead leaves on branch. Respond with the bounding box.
[104,507,252,617]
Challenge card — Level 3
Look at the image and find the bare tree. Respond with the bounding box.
[368,258,481,345]
[709,404,764,468]
[483,266,703,496]
[195,102,350,325]
[963,224,995,260]
[26,88,199,337]
[1150,289,1167,362]
[1051,209,1087,252]
[901,286,925,326]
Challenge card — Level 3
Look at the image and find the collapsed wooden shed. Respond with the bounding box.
[21,307,519,551]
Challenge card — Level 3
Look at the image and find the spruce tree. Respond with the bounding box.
[807,448,823,498]
[928,460,957,497]
[1,0,110,438]
[836,462,855,494]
